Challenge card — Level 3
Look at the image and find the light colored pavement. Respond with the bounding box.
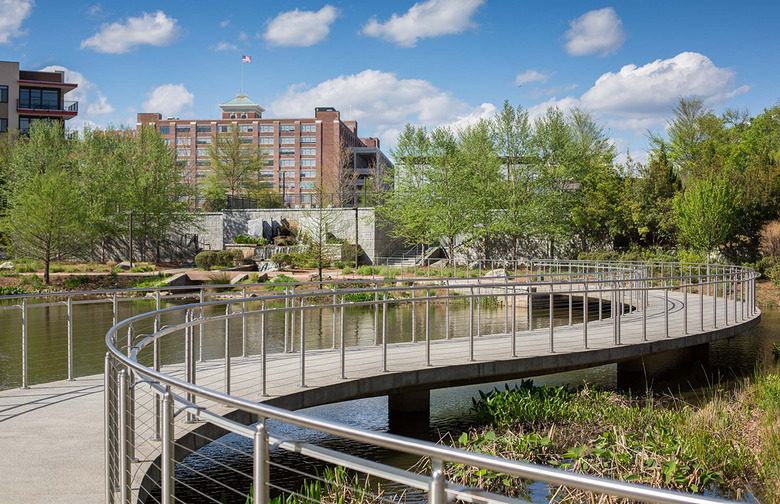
[0,289,760,504]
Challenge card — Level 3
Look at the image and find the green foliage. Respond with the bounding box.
[341,265,353,274]
[63,275,91,289]
[234,235,267,246]
[129,263,155,273]
[0,285,27,296]
[268,274,298,290]
[127,274,171,289]
[195,250,241,270]
[674,174,741,255]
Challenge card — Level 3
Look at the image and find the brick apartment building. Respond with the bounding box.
[137,95,391,208]
[0,61,79,135]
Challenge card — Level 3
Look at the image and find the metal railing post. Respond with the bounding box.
[253,419,270,504]
[118,370,130,504]
[21,299,28,389]
[161,388,174,504]
[425,293,431,366]
[300,299,306,387]
[112,293,118,327]
[67,296,74,380]
[332,287,337,349]
[511,285,517,357]
[198,289,204,362]
[664,280,669,338]
[225,304,231,394]
[468,288,474,362]
[713,274,718,329]
[724,279,729,326]
[242,287,248,357]
[261,301,267,396]
[445,282,450,340]
[374,286,379,345]
[411,284,417,342]
[104,354,115,504]
[683,279,688,334]
[429,458,447,504]
[340,295,346,379]
[582,281,588,349]
[549,291,554,353]
[382,293,388,372]
[284,287,289,353]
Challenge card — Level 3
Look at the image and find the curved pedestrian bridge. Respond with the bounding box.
[104,260,759,504]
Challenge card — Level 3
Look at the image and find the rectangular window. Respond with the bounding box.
[259,124,274,133]
[19,88,60,109]
[196,124,211,133]
[261,181,274,188]
[300,181,316,189]
[239,124,253,133]
[197,159,211,166]
[258,136,273,145]
[279,124,295,132]
[259,170,274,178]
[279,136,294,145]
[163,138,170,146]
[239,137,253,144]
[196,170,209,179]
[196,148,209,156]
[278,170,295,179]
[176,148,191,157]
[159,126,170,135]
[263,158,274,166]
[217,125,230,133]
[0,85,7,103]
[300,147,316,156]
[0,118,7,132]
[300,136,316,144]
[279,159,295,167]
[175,125,190,134]
[300,123,316,133]
[175,137,190,145]
[300,158,315,167]
[300,170,316,178]
[279,147,295,156]
[196,137,211,145]
[301,194,315,204]
[259,148,273,156]
[279,182,295,190]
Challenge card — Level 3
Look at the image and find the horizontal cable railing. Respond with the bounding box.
[103,260,759,504]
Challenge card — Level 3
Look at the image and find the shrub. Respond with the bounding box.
[195,250,217,270]
[0,285,27,295]
[63,275,91,289]
[342,266,353,275]
[271,252,293,269]
[268,274,298,290]
[128,274,171,289]
[234,235,264,245]
[130,263,155,273]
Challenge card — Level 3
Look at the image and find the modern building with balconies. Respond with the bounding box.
[0,61,79,135]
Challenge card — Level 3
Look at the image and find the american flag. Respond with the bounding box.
[242,55,252,63]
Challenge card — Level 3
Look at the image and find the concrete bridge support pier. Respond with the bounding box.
[617,343,710,390]
[388,389,430,438]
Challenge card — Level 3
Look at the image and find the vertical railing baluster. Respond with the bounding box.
[340,295,346,379]
[253,419,269,504]
[104,353,115,504]
[67,296,74,380]
[261,301,267,396]
[118,369,130,504]
[549,291,554,353]
[468,288,474,362]
[300,299,306,387]
[225,304,231,394]
[382,292,388,372]
[161,387,174,504]
[429,458,447,504]
[582,281,588,349]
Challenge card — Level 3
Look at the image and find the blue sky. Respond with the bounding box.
[2,0,778,162]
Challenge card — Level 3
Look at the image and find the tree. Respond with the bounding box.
[207,124,266,207]
[3,163,88,284]
[125,125,195,261]
[490,101,535,262]
[674,174,740,257]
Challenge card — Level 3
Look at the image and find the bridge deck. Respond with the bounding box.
[0,290,760,503]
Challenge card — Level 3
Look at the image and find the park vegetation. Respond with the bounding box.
[377,98,780,266]
[0,121,195,283]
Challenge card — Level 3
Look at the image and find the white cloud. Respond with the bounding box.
[564,7,625,57]
[515,70,550,86]
[267,69,490,146]
[39,65,115,117]
[524,52,749,136]
[0,0,34,44]
[86,3,102,18]
[210,41,237,52]
[264,5,339,47]
[220,19,229,28]
[142,83,194,118]
[80,10,180,54]
[580,52,749,118]
[362,0,483,47]
[445,103,497,132]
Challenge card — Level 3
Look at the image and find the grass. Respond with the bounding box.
[446,374,780,501]
[268,274,299,291]
[127,274,172,289]
[63,275,91,289]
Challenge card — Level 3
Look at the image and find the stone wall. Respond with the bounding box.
[187,208,402,265]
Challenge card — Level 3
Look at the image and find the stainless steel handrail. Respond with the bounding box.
[105,259,759,504]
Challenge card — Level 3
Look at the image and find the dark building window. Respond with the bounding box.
[19,117,31,135]
[196,124,211,133]
[159,126,171,134]
[0,118,7,132]
[0,86,7,103]
[19,88,59,110]
[175,125,190,134]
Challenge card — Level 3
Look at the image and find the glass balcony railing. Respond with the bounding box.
[17,99,78,114]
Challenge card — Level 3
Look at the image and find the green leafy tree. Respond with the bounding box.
[207,125,266,208]
[3,121,88,283]
[674,174,740,257]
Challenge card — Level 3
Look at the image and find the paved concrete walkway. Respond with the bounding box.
[0,289,760,504]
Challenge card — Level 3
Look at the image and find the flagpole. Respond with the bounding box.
[241,61,244,95]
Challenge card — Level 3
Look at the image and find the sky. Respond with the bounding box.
[2,0,779,163]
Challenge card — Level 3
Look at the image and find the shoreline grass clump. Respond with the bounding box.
[446,374,780,502]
